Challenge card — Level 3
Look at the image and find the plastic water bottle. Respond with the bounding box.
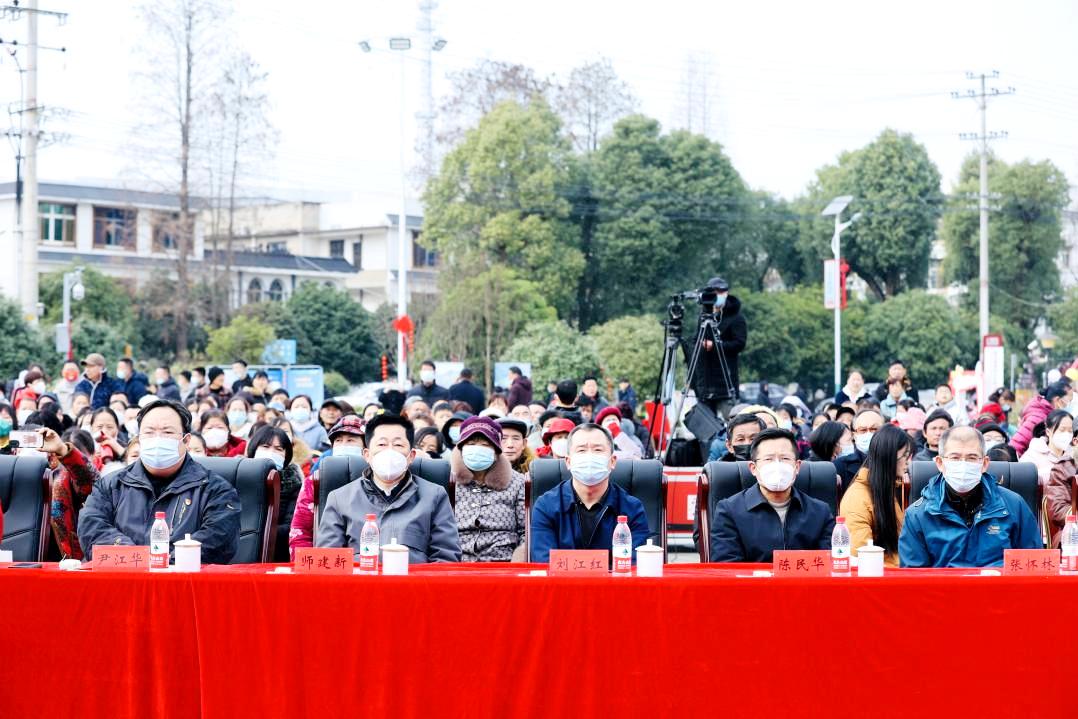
[150,512,170,570]
[831,516,851,576]
[359,513,379,574]
[1062,514,1078,573]
[612,515,632,575]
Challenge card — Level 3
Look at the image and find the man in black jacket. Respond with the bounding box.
[449,367,485,414]
[682,277,748,419]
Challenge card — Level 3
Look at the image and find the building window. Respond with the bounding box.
[412,231,437,268]
[246,278,263,304]
[329,239,344,258]
[353,236,363,268]
[267,279,284,302]
[93,207,137,250]
[152,212,182,252]
[39,203,75,243]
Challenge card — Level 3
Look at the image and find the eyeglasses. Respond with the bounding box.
[853,426,881,435]
[140,429,184,440]
[942,454,983,463]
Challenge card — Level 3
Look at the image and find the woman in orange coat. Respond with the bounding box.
[839,424,914,568]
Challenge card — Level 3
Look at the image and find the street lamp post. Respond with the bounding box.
[61,266,84,360]
[821,196,861,395]
[359,35,446,387]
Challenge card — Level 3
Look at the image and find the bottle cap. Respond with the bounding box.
[155,511,165,519]
[617,515,627,522]
[365,513,376,521]
[836,516,846,524]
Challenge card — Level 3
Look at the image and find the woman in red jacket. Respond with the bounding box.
[200,409,247,457]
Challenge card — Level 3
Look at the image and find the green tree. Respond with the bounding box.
[422,98,583,318]
[239,301,311,352]
[0,296,53,379]
[589,315,665,398]
[942,154,1071,331]
[850,290,980,385]
[585,115,749,326]
[39,266,136,334]
[132,273,214,362]
[799,129,944,300]
[503,320,600,389]
[323,370,351,398]
[417,266,556,390]
[285,282,379,382]
[1048,289,1078,360]
[71,317,131,366]
[205,315,275,362]
[738,191,806,290]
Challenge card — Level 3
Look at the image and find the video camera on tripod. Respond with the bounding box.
[646,278,741,463]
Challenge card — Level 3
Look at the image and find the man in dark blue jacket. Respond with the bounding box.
[116,358,149,404]
[899,426,1040,567]
[74,352,123,410]
[448,367,485,414]
[530,423,651,562]
[77,399,241,564]
[710,428,835,563]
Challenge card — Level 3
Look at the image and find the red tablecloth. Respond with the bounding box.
[2,562,1076,718]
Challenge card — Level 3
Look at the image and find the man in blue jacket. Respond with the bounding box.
[899,426,1040,567]
[116,358,149,404]
[709,427,835,563]
[530,423,651,562]
[77,399,241,563]
[74,352,122,410]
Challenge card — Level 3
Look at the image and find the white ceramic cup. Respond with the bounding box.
[382,538,409,576]
[174,534,202,572]
[0,549,13,563]
[636,539,664,577]
[857,540,885,577]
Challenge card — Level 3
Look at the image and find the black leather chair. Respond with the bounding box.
[695,460,839,562]
[0,454,51,562]
[526,458,666,559]
[314,456,454,525]
[908,461,1040,519]
[192,456,280,564]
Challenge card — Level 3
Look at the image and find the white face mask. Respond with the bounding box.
[32,380,46,394]
[942,460,983,493]
[568,453,611,486]
[1051,431,1073,453]
[334,444,364,458]
[854,432,874,454]
[756,462,796,492]
[370,449,408,482]
[16,410,33,425]
[551,438,569,458]
[254,447,285,470]
[203,427,229,450]
[420,369,436,384]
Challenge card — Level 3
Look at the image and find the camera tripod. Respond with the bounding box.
[650,297,736,461]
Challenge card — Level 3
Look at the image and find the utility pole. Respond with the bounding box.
[2,0,68,323]
[953,71,1014,358]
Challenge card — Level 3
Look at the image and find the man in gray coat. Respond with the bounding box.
[317,413,460,563]
[75,399,241,564]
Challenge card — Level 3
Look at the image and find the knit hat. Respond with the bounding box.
[328,414,365,442]
[897,407,926,432]
[457,415,502,453]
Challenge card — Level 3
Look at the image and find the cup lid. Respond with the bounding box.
[858,541,884,554]
[382,538,408,552]
[174,533,201,547]
[636,540,663,554]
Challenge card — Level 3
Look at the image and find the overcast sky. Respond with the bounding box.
[3,0,1076,216]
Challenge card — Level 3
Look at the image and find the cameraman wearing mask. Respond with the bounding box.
[680,277,747,419]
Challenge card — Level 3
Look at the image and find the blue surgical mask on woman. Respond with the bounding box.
[290,407,311,423]
[461,445,496,472]
[228,410,248,428]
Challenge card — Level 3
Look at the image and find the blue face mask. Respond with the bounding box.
[140,437,182,470]
[0,418,10,436]
[714,293,728,308]
[269,401,286,412]
[448,426,461,443]
[290,408,311,423]
[334,445,364,458]
[228,410,248,428]
[568,453,612,486]
[461,445,496,472]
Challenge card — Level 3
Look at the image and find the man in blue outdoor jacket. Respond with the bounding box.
[530,423,651,562]
[709,427,835,563]
[899,425,1040,567]
[78,399,241,563]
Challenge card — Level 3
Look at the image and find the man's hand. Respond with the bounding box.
[40,428,69,458]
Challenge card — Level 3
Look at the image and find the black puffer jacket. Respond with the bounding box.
[681,295,748,403]
[274,463,304,562]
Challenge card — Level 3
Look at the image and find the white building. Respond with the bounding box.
[202,200,438,312]
[1058,207,1078,290]
[0,183,435,314]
